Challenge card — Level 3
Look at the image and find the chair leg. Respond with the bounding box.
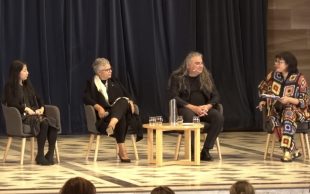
[3,137,12,162]
[86,134,95,160]
[94,135,100,162]
[216,137,222,160]
[300,133,306,161]
[30,137,35,163]
[264,134,271,160]
[20,138,26,165]
[55,141,60,163]
[116,144,119,159]
[174,134,182,160]
[131,135,139,160]
[304,134,310,160]
[270,133,276,158]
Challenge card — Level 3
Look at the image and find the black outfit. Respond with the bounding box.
[83,78,143,143]
[4,82,59,164]
[169,74,223,151]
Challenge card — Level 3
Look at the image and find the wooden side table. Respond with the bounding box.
[143,123,204,166]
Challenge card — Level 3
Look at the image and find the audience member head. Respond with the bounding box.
[59,177,96,194]
[151,186,175,194]
[230,180,255,194]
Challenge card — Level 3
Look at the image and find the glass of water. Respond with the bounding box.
[156,116,163,125]
[193,116,200,124]
[176,116,183,125]
[149,116,156,126]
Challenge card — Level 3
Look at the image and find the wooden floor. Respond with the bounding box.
[0,132,309,194]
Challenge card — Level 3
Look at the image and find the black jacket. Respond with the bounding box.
[168,75,220,107]
[4,83,44,114]
[83,77,143,141]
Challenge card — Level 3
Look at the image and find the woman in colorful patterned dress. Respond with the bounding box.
[258,51,309,162]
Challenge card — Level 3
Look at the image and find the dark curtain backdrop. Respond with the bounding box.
[0,0,267,134]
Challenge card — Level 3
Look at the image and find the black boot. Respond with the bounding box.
[200,149,213,161]
[45,150,55,165]
[36,154,50,165]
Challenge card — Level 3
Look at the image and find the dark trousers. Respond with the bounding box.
[178,107,223,150]
[37,120,58,156]
[108,98,129,143]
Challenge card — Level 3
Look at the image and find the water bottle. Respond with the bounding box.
[169,99,177,125]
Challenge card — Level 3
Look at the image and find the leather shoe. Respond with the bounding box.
[200,149,213,161]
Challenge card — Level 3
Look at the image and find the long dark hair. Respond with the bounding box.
[6,60,35,97]
[168,51,214,92]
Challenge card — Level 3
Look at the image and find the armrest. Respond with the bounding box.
[215,104,223,115]
[84,105,99,134]
[44,105,62,131]
[1,104,24,136]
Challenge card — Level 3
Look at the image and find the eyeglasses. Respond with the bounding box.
[99,68,112,72]
[274,60,285,64]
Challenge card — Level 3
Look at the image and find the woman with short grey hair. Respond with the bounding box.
[84,58,141,163]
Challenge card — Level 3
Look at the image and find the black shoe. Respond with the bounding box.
[36,155,51,165]
[118,153,131,163]
[200,149,213,161]
[45,151,55,165]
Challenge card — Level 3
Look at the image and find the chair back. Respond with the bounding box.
[84,105,99,134]
[1,104,26,137]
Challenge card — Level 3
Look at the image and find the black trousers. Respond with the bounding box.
[37,119,58,156]
[99,98,129,143]
[178,107,224,150]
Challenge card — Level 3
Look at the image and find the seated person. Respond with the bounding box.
[3,60,59,165]
[257,52,309,162]
[83,58,142,163]
[168,51,224,161]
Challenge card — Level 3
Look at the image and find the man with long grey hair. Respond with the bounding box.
[168,51,223,161]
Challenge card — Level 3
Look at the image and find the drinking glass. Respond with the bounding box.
[156,116,163,125]
[176,116,183,125]
[193,116,200,124]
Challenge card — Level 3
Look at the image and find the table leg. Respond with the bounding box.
[156,129,163,166]
[194,128,200,165]
[147,128,154,163]
[184,129,191,161]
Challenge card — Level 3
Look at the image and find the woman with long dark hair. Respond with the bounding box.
[258,51,309,162]
[168,51,224,161]
[3,60,59,165]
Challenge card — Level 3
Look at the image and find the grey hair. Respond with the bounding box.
[92,58,110,73]
[168,51,214,92]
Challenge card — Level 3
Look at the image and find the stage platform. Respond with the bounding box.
[0,132,309,194]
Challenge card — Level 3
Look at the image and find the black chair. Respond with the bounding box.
[2,104,60,164]
[84,105,139,161]
[174,104,224,160]
[262,107,310,160]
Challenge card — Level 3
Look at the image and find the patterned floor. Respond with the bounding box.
[0,132,309,194]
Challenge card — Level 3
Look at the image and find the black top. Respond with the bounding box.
[168,74,220,107]
[83,77,133,110]
[4,83,44,114]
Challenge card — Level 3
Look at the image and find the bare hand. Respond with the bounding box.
[256,101,266,111]
[97,107,106,118]
[35,107,44,115]
[191,105,207,117]
[25,107,36,115]
[279,96,291,105]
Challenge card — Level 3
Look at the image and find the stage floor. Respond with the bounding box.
[0,132,309,194]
